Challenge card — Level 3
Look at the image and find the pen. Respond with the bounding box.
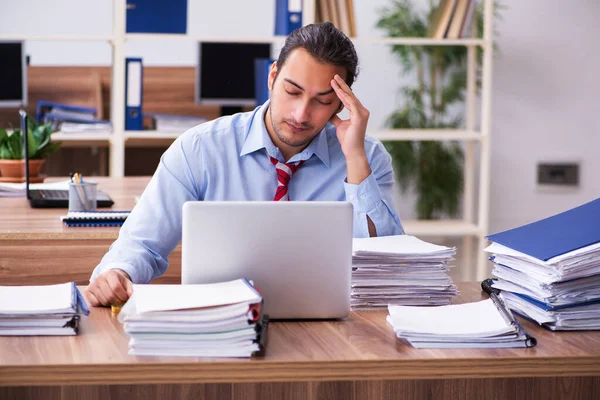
[481,279,537,347]
[72,172,90,211]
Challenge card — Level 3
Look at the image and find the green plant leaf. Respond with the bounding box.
[0,128,8,146]
[35,140,62,159]
[0,121,60,160]
[376,0,503,219]
[7,130,23,160]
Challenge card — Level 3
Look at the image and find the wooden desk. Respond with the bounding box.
[0,177,182,285]
[1,283,599,400]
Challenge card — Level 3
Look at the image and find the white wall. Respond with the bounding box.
[2,0,598,231]
[490,0,600,232]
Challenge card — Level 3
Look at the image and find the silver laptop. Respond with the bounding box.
[181,201,353,320]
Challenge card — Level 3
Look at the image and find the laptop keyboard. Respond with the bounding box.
[37,190,69,199]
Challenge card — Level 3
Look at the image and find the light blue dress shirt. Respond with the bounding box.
[91,101,404,284]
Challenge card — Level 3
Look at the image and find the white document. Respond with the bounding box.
[127,61,142,107]
[0,282,74,315]
[388,299,513,338]
[353,235,454,256]
[127,279,261,314]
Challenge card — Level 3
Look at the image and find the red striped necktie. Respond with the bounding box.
[269,156,305,201]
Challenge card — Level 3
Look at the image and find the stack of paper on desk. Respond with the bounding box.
[485,198,600,330]
[0,282,89,336]
[0,180,70,197]
[387,299,535,348]
[351,235,458,310]
[118,278,268,357]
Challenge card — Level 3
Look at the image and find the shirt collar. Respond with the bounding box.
[239,100,331,168]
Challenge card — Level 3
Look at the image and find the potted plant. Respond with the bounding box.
[0,119,61,182]
[376,0,502,219]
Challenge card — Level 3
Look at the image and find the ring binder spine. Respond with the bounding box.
[253,314,269,356]
[482,278,537,348]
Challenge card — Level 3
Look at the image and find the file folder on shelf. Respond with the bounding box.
[275,0,302,35]
[485,198,600,261]
[125,58,143,131]
[254,58,275,106]
[126,0,187,34]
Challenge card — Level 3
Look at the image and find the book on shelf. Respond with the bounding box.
[37,100,110,132]
[57,122,112,134]
[146,113,207,133]
[314,0,355,37]
[429,0,477,39]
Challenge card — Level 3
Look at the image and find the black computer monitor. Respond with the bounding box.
[195,42,271,115]
[0,41,27,107]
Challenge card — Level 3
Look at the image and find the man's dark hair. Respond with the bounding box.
[275,22,359,87]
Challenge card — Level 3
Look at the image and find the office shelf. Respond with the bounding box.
[123,34,488,47]
[125,34,288,43]
[370,129,484,141]
[0,34,115,42]
[125,131,182,140]
[403,220,482,237]
[353,37,488,46]
[52,133,112,141]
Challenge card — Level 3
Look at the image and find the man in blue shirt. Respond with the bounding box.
[85,22,404,307]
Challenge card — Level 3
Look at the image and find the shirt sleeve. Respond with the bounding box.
[90,131,202,284]
[343,140,404,238]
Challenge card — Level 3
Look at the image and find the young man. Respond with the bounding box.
[86,22,404,307]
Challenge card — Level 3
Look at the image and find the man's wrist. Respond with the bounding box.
[113,268,132,282]
[345,153,371,185]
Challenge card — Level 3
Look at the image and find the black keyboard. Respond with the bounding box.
[37,190,69,199]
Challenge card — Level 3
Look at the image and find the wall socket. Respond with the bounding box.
[537,163,579,186]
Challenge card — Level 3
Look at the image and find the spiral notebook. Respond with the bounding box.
[60,211,130,227]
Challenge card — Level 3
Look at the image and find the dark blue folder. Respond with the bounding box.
[126,0,187,34]
[486,198,600,261]
[274,0,302,35]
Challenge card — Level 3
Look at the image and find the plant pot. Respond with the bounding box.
[0,159,45,178]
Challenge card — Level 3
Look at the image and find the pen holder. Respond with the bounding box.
[69,182,97,212]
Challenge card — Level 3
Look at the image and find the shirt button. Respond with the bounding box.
[360,194,366,200]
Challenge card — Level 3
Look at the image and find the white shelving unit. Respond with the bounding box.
[1,0,494,279]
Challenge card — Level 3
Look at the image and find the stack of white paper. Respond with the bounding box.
[150,114,207,132]
[485,242,600,330]
[351,235,458,309]
[58,121,112,134]
[387,299,533,348]
[118,279,268,357]
[0,180,70,197]
[0,282,89,336]
[484,198,600,331]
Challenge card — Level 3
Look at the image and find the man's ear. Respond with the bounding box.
[267,61,279,91]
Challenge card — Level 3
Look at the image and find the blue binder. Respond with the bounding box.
[126,0,187,34]
[274,0,302,35]
[254,58,275,106]
[125,58,143,131]
[486,198,600,261]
